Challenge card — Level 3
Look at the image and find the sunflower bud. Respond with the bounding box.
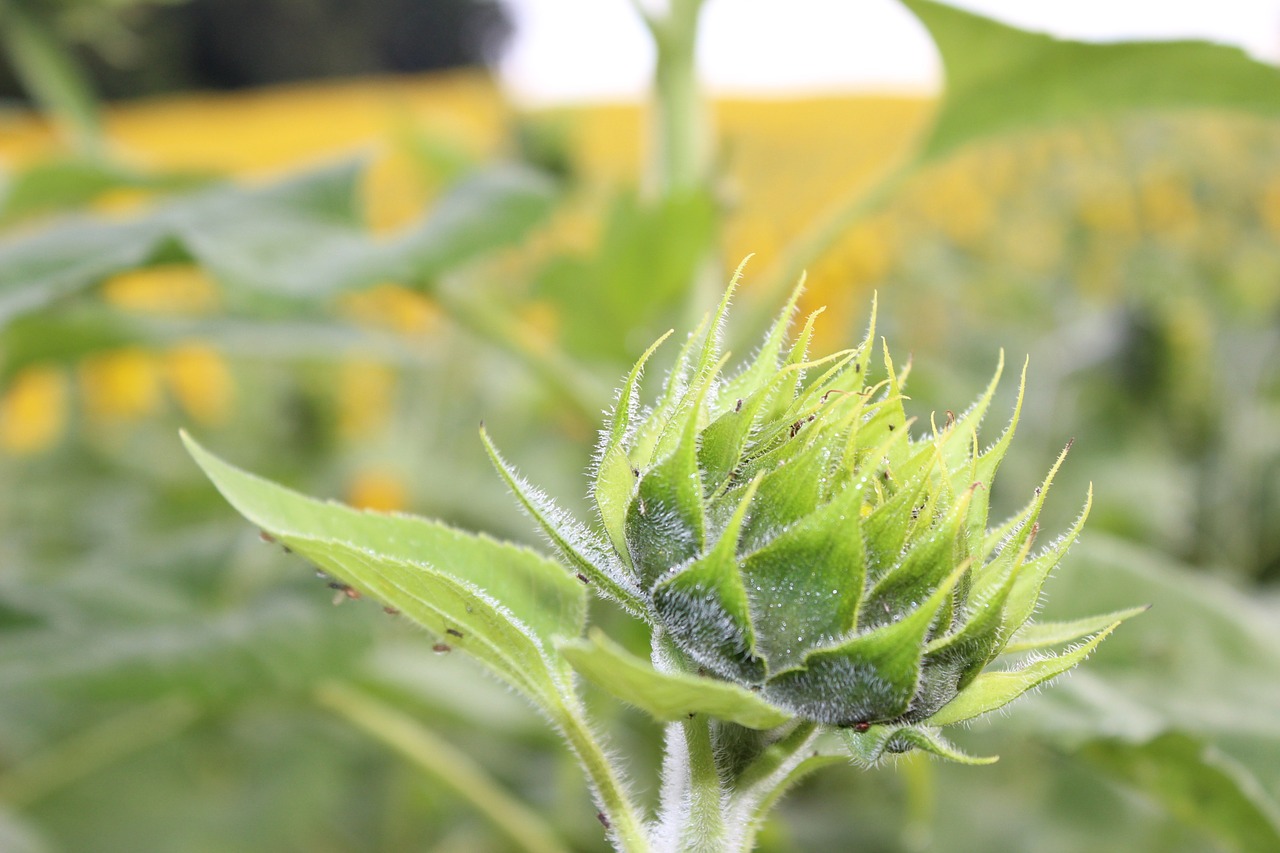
[485,278,1139,762]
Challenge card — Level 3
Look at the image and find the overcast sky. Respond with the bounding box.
[499,0,1280,103]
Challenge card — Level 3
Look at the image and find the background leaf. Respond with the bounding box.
[1074,733,1280,853]
[0,162,557,327]
[902,0,1280,163]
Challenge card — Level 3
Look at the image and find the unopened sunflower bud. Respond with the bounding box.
[486,277,1141,763]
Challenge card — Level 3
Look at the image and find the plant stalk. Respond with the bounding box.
[553,695,654,853]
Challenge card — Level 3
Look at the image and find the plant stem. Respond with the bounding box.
[553,695,653,853]
[679,715,727,851]
[640,0,710,198]
[632,0,722,330]
[316,681,570,853]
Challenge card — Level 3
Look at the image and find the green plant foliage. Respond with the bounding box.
[1077,733,1280,853]
[0,162,556,326]
[902,0,1280,162]
[9,2,1280,849]
[187,280,1139,788]
[183,432,586,712]
[558,629,793,729]
[0,158,213,223]
[542,283,1137,759]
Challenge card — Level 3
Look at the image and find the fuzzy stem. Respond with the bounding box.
[554,694,653,853]
[679,714,728,852]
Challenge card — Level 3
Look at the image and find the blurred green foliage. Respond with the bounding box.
[1,1,1279,851]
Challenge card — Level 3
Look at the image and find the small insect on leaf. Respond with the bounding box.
[432,643,452,654]
[328,581,361,603]
[446,628,464,638]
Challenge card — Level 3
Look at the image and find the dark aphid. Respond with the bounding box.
[631,467,640,478]
[576,573,591,584]
[329,582,360,605]
[260,531,291,553]
[734,398,743,412]
[432,643,452,653]
[446,628,464,639]
[887,423,896,431]
[945,409,956,428]
[597,812,611,830]
[790,420,803,437]
[853,722,871,733]
[854,362,861,373]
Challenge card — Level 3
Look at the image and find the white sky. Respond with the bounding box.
[498,0,1280,104]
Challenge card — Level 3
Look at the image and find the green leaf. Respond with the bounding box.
[992,538,1280,849]
[842,724,996,767]
[927,620,1125,727]
[652,475,763,681]
[533,189,717,364]
[1,158,213,223]
[480,426,644,616]
[740,478,866,672]
[593,330,673,568]
[1004,606,1152,654]
[766,564,965,725]
[902,0,1280,163]
[182,432,586,708]
[1074,733,1280,853]
[0,163,556,328]
[999,535,1280,776]
[184,164,557,296]
[558,629,792,730]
